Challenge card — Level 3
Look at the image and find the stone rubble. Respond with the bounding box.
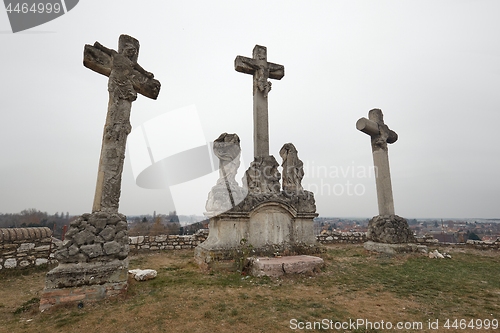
[428,249,452,259]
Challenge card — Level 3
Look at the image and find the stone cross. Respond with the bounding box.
[235,45,284,158]
[356,109,398,216]
[83,34,161,213]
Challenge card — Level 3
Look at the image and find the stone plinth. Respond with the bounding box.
[366,214,415,244]
[40,212,129,311]
[363,241,427,255]
[248,255,324,278]
[195,192,322,269]
[39,282,127,312]
[364,215,422,254]
[44,260,128,289]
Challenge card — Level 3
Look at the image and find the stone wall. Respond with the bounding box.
[448,239,500,250]
[2,227,497,272]
[130,230,500,251]
[315,231,500,250]
[0,227,55,269]
[129,229,209,251]
[316,230,367,244]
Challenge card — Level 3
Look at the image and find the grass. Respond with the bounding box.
[0,245,499,332]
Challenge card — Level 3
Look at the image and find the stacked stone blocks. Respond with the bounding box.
[53,212,129,263]
[316,230,367,244]
[129,230,208,251]
[40,212,129,311]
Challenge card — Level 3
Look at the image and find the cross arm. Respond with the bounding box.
[83,44,112,77]
[356,117,398,143]
[132,70,161,100]
[234,56,284,80]
[133,62,154,79]
[356,117,380,137]
[83,44,161,100]
[267,62,284,80]
[235,56,256,75]
[93,41,115,57]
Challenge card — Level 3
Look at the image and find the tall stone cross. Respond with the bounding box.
[356,109,399,216]
[235,45,284,158]
[83,34,161,213]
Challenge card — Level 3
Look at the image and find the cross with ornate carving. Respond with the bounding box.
[356,109,399,216]
[235,45,284,158]
[84,34,161,213]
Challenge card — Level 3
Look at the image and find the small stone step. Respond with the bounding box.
[249,255,324,278]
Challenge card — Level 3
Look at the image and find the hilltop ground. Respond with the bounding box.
[0,244,499,333]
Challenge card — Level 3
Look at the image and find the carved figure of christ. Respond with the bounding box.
[356,109,399,216]
[235,45,284,158]
[83,34,161,213]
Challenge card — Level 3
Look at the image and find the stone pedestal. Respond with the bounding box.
[366,214,415,244]
[196,135,321,270]
[40,212,129,311]
[364,214,423,254]
[195,190,322,269]
[363,241,427,255]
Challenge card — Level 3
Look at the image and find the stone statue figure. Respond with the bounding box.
[243,156,281,194]
[205,133,246,214]
[213,133,241,188]
[279,143,304,193]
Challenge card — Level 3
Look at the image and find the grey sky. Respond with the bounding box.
[1,1,499,219]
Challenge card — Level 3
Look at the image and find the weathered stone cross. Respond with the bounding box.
[84,34,161,213]
[235,45,284,158]
[356,109,399,216]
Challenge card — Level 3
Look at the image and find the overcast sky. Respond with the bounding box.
[1,1,499,219]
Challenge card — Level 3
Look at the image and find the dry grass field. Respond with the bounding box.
[0,244,499,333]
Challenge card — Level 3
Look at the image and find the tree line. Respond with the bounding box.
[0,208,73,238]
[128,211,206,236]
[0,209,207,239]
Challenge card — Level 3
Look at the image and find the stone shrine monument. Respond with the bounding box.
[356,109,417,253]
[40,35,160,311]
[195,45,321,269]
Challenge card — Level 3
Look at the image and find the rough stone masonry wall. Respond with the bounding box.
[2,228,497,270]
[316,230,368,244]
[53,212,129,263]
[315,231,500,250]
[129,229,208,251]
[0,227,55,269]
[130,230,365,249]
[130,230,500,250]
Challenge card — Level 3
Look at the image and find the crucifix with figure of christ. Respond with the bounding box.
[83,34,161,213]
[356,109,399,216]
[235,45,284,159]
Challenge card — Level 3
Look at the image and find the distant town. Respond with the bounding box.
[314,217,500,242]
[1,209,499,242]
